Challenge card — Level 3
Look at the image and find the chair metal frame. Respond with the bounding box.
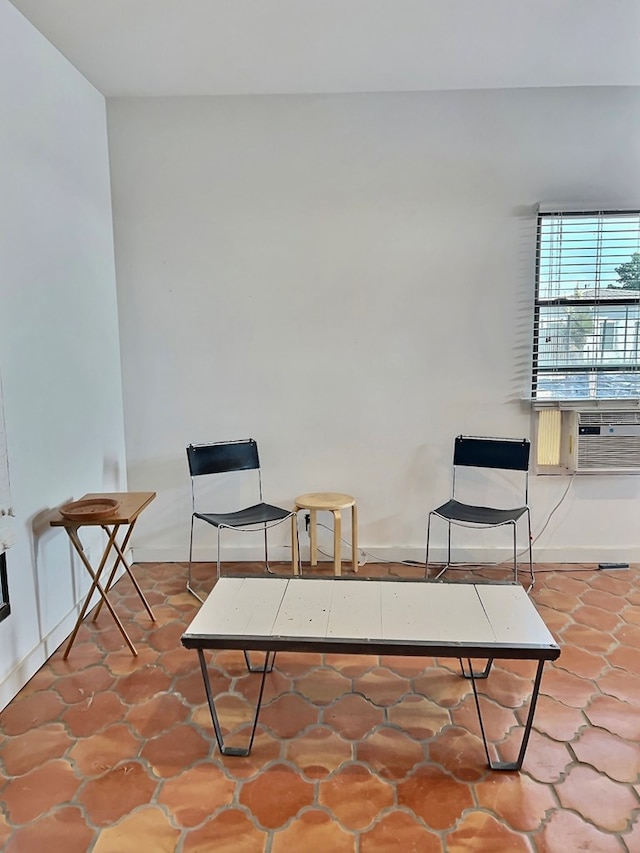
[425,435,534,589]
[186,439,294,601]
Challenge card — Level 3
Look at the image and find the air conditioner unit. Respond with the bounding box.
[566,410,640,473]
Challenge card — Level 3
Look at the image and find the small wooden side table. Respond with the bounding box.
[50,491,156,658]
[291,492,358,576]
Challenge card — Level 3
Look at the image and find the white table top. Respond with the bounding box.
[182,577,559,660]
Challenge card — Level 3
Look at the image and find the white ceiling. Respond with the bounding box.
[9,0,640,98]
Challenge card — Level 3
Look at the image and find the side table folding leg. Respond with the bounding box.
[62,524,138,658]
[91,522,156,625]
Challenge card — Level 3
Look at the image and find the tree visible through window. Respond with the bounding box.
[615,252,640,289]
[532,211,640,401]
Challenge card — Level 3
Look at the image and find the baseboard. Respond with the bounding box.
[0,563,126,713]
[530,546,639,564]
[0,603,87,712]
[131,544,639,566]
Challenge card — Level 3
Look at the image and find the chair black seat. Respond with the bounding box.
[195,503,292,528]
[433,500,528,526]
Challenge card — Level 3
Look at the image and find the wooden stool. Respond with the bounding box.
[291,492,358,576]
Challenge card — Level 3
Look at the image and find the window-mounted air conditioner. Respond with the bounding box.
[567,410,640,473]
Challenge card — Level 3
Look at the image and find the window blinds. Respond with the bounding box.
[532,210,640,402]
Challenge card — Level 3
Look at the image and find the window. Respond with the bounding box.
[532,210,640,402]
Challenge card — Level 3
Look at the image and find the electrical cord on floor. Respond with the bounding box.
[311,523,368,567]
[481,472,577,569]
[308,474,577,573]
[311,522,423,568]
[426,473,578,572]
[528,473,576,551]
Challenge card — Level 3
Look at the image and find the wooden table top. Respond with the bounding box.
[50,491,156,527]
[182,577,560,661]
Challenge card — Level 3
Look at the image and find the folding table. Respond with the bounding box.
[51,491,156,658]
[182,576,560,770]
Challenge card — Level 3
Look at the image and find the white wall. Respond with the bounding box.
[0,0,127,710]
[107,88,640,567]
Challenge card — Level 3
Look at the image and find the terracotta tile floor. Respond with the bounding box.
[1,560,640,852]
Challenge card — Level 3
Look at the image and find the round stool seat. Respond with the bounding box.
[294,492,355,511]
[291,492,358,577]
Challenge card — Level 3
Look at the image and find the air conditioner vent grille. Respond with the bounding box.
[579,411,640,426]
[577,435,640,470]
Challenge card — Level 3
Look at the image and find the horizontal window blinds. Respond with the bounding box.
[533,211,640,402]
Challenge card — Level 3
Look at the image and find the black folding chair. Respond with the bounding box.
[186,439,294,601]
[426,436,534,589]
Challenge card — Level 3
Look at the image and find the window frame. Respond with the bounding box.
[532,209,640,406]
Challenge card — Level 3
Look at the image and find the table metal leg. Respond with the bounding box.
[467,657,546,771]
[244,651,276,672]
[459,658,493,679]
[198,648,273,756]
[63,527,137,659]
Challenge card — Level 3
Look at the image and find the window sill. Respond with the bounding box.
[529,398,640,412]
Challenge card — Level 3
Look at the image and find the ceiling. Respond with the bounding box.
[9,0,640,98]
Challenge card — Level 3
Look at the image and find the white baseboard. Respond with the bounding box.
[0,602,87,712]
[0,565,126,713]
[131,544,639,566]
[132,545,296,564]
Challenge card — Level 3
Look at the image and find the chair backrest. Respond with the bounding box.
[451,436,530,506]
[187,439,264,511]
[453,436,530,472]
[186,439,261,477]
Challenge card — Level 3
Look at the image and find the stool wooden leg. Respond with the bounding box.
[291,510,299,575]
[309,509,318,566]
[351,502,358,573]
[333,510,341,576]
